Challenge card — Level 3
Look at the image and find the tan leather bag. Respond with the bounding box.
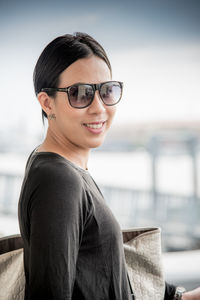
[0,229,165,300]
[0,235,25,300]
[123,227,165,300]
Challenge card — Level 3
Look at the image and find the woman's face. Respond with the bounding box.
[49,55,117,151]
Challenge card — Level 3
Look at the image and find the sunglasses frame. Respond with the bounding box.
[41,81,123,109]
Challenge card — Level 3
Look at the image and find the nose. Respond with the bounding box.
[87,91,106,114]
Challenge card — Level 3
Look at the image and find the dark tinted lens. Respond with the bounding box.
[68,84,94,108]
[100,82,122,105]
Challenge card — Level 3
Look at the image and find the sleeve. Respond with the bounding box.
[164,282,176,300]
[27,162,90,300]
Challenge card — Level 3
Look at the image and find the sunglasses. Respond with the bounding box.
[41,81,123,109]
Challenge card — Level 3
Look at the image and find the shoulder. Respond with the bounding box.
[21,152,94,226]
[25,152,85,195]
[24,152,91,209]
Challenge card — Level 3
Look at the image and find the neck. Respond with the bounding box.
[38,127,90,170]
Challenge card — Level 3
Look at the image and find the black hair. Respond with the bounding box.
[33,32,112,120]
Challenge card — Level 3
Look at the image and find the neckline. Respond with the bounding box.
[33,147,89,174]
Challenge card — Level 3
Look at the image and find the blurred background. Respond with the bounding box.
[0,0,200,290]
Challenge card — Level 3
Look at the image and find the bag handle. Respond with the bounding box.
[127,273,135,299]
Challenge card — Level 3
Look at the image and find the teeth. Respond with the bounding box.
[85,123,103,129]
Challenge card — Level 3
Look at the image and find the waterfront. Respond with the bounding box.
[0,149,200,289]
[0,150,199,237]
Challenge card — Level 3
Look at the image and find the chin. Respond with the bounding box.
[87,137,106,149]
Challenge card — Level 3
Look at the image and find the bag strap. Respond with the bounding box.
[127,273,135,299]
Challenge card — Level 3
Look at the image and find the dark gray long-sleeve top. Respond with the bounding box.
[18,150,132,300]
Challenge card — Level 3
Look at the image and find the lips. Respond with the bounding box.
[83,121,106,133]
[84,123,103,129]
[83,121,105,128]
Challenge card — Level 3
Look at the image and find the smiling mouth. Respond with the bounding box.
[83,122,105,129]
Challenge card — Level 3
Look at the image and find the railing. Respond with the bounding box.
[0,173,200,251]
[100,185,200,251]
[0,172,23,215]
[101,185,199,225]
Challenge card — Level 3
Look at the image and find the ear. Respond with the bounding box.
[37,92,54,116]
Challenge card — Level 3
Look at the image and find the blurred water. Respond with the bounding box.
[0,150,200,236]
[89,151,200,196]
[0,150,200,289]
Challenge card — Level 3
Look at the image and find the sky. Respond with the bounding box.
[0,0,200,135]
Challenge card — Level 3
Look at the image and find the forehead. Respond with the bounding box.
[59,55,111,87]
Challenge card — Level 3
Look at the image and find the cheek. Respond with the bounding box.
[108,106,117,121]
[57,106,85,129]
[54,99,78,121]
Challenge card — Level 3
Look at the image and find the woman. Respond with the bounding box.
[18,32,199,300]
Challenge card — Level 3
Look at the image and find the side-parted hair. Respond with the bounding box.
[33,32,112,120]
